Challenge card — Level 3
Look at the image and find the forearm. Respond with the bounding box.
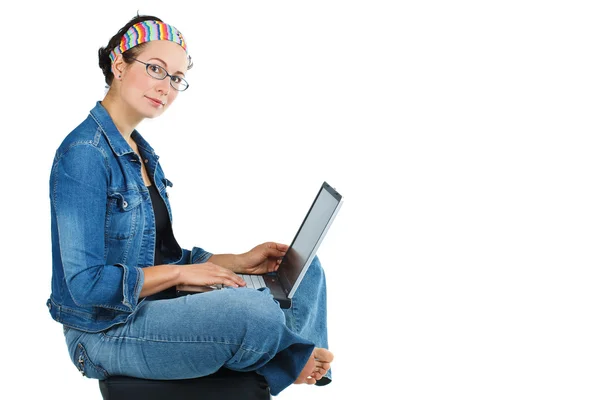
[139,264,182,297]
[207,254,243,273]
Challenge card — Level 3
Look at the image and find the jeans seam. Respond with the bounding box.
[101,332,241,346]
[100,332,273,355]
[291,299,300,333]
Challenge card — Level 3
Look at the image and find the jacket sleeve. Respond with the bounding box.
[175,247,214,265]
[190,247,213,263]
[52,144,144,311]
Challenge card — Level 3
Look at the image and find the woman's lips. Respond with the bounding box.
[146,96,164,107]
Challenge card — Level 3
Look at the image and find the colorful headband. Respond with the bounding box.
[109,20,188,62]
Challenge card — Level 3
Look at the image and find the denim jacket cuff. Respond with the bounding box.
[176,248,192,265]
[116,264,144,311]
[190,247,213,264]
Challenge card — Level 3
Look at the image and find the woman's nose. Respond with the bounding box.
[157,78,171,95]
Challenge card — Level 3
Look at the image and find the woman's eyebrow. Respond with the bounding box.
[148,57,185,76]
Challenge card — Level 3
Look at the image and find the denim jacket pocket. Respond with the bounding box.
[74,342,109,379]
[106,190,143,240]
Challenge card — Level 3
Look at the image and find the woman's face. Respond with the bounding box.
[118,40,189,119]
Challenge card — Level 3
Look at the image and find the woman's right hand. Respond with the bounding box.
[179,262,247,288]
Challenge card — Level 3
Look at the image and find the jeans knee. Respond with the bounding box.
[249,289,285,324]
[312,254,321,265]
[231,289,286,338]
[311,255,323,272]
[308,255,326,283]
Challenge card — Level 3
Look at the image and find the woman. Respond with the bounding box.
[46,14,333,396]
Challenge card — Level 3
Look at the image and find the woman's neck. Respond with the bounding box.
[101,92,143,141]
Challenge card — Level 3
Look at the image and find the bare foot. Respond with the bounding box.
[294,348,334,385]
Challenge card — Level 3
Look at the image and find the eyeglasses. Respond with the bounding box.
[131,58,189,91]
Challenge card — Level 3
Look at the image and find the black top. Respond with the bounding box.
[148,184,170,266]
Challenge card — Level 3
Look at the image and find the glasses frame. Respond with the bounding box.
[131,58,189,91]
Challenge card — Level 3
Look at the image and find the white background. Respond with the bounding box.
[2,1,599,399]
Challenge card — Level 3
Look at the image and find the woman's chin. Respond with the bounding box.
[142,107,167,119]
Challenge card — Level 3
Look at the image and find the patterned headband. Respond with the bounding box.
[109,20,188,62]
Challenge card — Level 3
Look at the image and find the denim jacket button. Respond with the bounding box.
[123,201,128,208]
[144,159,149,163]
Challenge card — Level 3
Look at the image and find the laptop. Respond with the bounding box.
[176,181,343,308]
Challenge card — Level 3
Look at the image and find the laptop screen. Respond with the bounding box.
[278,182,343,295]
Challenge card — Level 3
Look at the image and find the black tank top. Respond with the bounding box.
[148,184,170,266]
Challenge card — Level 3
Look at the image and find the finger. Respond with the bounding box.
[222,270,245,287]
[265,243,288,257]
[233,274,246,287]
[222,276,245,288]
[266,242,288,251]
[275,242,289,252]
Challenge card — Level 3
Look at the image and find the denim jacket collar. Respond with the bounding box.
[89,101,159,161]
[132,130,160,161]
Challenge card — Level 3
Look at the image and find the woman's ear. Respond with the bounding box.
[111,54,126,80]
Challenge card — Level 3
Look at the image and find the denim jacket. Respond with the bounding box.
[47,101,213,332]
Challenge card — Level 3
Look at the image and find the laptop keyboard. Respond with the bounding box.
[240,274,267,289]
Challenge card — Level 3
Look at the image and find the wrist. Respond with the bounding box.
[207,253,244,273]
[172,265,184,285]
[232,254,245,273]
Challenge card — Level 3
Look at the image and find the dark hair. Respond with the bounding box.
[98,13,194,87]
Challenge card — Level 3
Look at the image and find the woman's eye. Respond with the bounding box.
[149,65,163,74]
[171,76,183,84]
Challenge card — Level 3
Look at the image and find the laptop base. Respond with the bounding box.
[175,278,291,309]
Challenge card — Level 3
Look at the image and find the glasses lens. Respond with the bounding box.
[146,64,168,80]
[170,77,189,91]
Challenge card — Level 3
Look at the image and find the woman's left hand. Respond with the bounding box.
[239,242,289,275]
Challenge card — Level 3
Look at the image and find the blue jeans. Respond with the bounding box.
[63,256,331,396]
